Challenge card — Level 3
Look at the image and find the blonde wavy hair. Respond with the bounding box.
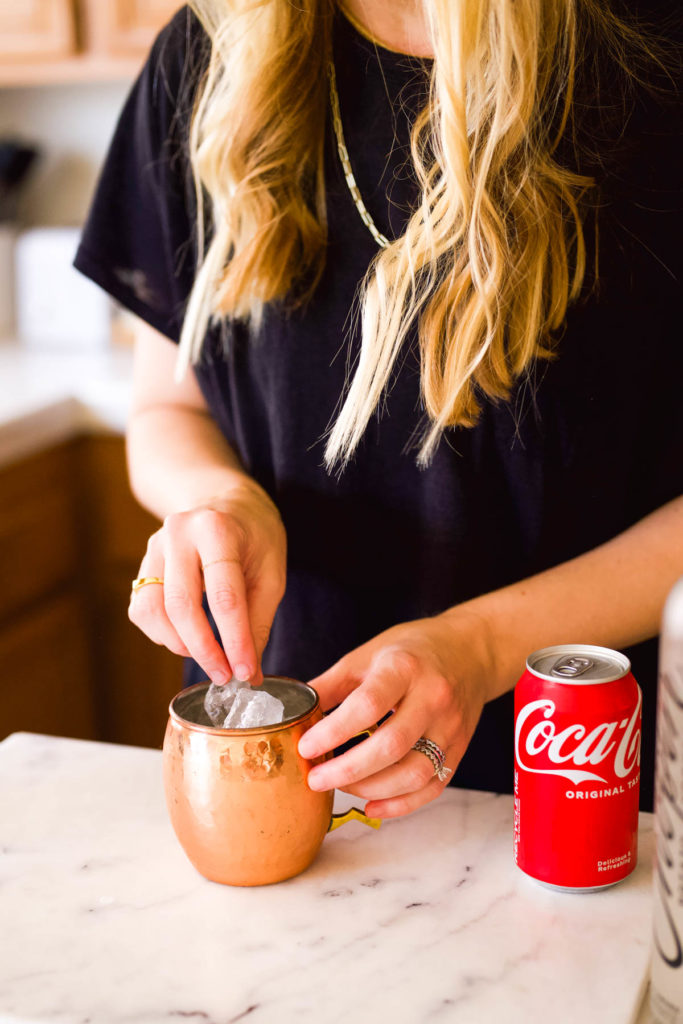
[179,0,647,466]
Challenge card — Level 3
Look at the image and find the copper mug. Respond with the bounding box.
[163,678,380,886]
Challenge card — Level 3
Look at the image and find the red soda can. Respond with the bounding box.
[514,644,641,891]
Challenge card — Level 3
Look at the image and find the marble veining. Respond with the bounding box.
[0,732,654,1024]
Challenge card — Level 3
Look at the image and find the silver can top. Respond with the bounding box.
[527,644,631,685]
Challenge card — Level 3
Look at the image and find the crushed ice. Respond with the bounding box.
[204,678,248,724]
[204,679,285,729]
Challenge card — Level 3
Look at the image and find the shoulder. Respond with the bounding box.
[150,5,209,85]
[73,6,210,340]
[571,21,683,299]
[139,6,210,143]
[569,1,681,184]
[599,87,681,298]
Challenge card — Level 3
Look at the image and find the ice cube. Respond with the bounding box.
[223,687,285,729]
[204,678,250,725]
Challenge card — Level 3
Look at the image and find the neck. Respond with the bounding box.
[340,0,434,58]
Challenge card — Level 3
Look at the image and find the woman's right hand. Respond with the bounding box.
[128,478,286,686]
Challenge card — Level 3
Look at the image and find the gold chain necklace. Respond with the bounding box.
[328,61,390,250]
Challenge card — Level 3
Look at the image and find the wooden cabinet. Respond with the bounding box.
[0,436,183,749]
[2,592,96,740]
[76,435,183,748]
[83,0,183,57]
[0,1,76,61]
[0,0,183,86]
[0,442,79,623]
[0,442,95,740]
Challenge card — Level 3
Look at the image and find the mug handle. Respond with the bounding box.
[328,806,382,832]
[326,724,382,832]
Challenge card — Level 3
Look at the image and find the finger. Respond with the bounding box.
[306,693,430,791]
[129,591,191,656]
[298,659,408,761]
[364,772,448,820]
[128,540,190,657]
[362,742,461,819]
[307,654,365,712]
[163,542,231,685]
[244,552,286,673]
[201,555,257,683]
[341,739,459,796]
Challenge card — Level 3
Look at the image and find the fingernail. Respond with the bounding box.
[298,737,313,758]
[212,670,230,685]
[233,664,253,683]
[307,770,326,791]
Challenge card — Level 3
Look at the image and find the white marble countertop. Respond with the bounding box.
[0,340,131,468]
[0,732,656,1024]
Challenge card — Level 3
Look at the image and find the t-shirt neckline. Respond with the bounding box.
[336,5,434,75]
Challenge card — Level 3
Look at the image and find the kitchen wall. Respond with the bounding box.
[1,83,130,226]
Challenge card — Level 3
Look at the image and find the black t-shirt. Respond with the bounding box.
[75,6,682,809]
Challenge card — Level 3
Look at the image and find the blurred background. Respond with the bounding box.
[0,2,185,749]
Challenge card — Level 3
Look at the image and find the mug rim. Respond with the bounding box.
[168,676,321,736]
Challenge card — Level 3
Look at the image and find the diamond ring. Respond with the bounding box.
[412,737,453,783]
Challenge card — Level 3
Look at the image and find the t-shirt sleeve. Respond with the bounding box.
[74,5,208,343]
[617,92,683,514]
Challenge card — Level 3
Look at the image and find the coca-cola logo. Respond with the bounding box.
[515,688,641,785]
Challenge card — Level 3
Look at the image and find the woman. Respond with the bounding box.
[75,0,682,817]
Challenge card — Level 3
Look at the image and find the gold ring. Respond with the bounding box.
[201,557,240,571]
[131,576,164,592]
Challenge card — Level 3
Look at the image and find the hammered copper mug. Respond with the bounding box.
[163,678,380,886]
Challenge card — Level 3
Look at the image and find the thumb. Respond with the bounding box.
[308,650,365,712]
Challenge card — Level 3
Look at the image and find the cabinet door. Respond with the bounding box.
[0,443,80,623]
[0,0,76,59]
[90,566,183,748]
[84,0,182,56]
[77,436,183,748]
[0,591,96,742]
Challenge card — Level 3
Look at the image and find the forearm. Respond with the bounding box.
[126,405,254,520]
[449,494,683,703]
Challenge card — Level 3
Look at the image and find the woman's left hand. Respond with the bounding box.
[297,610,496,819]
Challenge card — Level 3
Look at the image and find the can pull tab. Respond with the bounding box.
[550,655,594,678]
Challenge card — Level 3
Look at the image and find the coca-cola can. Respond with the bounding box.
[514,644,641,891]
